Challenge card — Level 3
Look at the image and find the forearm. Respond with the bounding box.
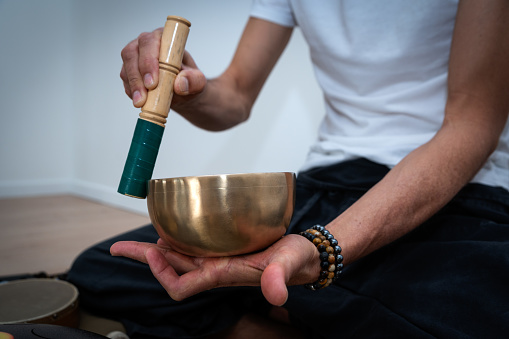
[328,108,505,265]
[171,73,252,131]
[172,17,293,132]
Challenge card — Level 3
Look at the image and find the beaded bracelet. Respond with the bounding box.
[299,225,343,290]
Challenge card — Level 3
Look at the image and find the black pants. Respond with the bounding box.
[68,159,509,338]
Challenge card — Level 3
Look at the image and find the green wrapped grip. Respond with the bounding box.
[118,118,164,198]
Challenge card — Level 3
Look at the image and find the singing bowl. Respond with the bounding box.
[147,172,296,257]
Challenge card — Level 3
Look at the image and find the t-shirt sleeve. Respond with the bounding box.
[250,0,297,27]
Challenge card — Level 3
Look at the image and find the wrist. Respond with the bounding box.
[299,225,343,290]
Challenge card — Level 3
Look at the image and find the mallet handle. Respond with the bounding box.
[140,16,191,126]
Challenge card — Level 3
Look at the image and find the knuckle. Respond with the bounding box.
[170,292,183,301]
[138,31,156,48]
[187,74,207,95]
[127,74,140,87]
[119,66,127,80]
[138,31,151,40]
[139,56,157,72]
[121,43,137,62]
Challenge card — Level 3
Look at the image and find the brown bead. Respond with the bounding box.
[319,235,326,241]
[308,229,319,236]
[319,278,327,285]
[328,264,336,272]
[313,237,322,245]
[322,240,330,247]
[326,246,334,254]
[328,254,335,264]
[328,272,335,279]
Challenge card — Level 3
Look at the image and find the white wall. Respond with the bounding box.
[0,0,74,195]
[0,0,323,215]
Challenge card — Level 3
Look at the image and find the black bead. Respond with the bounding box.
[320,270,329,279]
[336,263,344,270]
[320,252,329,261]
[320,261,330,269]
[317,244,326,252]
[326,234,334,241]
[334,245,342,253]
[322,230,330,236]
[333,272,342,281]
[336,254,344,263]
[330,239,338,246]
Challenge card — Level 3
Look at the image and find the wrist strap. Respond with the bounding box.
[299,225,343,290]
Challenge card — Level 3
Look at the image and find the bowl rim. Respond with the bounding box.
[148,172,296,192]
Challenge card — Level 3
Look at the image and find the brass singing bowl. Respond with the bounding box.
[147,172,296,257]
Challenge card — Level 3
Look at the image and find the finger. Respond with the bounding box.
[259,235,320,306]
[137,29,162,90]
[174,69,207,96]
[147,252,258,301]
[110,241,154,263]
[145,247,214,301]
[181,50,198,69]
[120,39,145,107]
[145,247,181,296]
[156,238,170,248]
[110,239,201,278]
[120,65,132,98]
[260,262,289,306]
[152,238,203,273]
[157,247,202,274]
[174,50,206,96]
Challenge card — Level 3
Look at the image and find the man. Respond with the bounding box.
[69,0,509,338]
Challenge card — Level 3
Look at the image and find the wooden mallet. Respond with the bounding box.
[118,16,191,199]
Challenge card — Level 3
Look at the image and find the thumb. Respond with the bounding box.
[174,69,206,96]
[260,262,289,306]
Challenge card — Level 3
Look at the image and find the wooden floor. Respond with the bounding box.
[0,195,150,277]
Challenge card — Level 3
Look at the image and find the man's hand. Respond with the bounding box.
[110,234,319,306]
[120,28,206,108]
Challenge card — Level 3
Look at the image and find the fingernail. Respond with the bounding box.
[133,91,142,105]
[144,73,154,87]
[178,76,189,94]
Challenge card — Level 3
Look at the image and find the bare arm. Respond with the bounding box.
[328,0,509,264]
[172,18,293,131]
[120,18,293,131]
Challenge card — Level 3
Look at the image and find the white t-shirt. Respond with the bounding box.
[251,0,509,191]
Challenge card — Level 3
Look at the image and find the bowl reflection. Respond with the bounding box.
[147,172,295,257]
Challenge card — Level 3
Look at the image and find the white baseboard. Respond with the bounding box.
[0,179,148,216]
[71,180,148,215]
[0,179,73,198]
